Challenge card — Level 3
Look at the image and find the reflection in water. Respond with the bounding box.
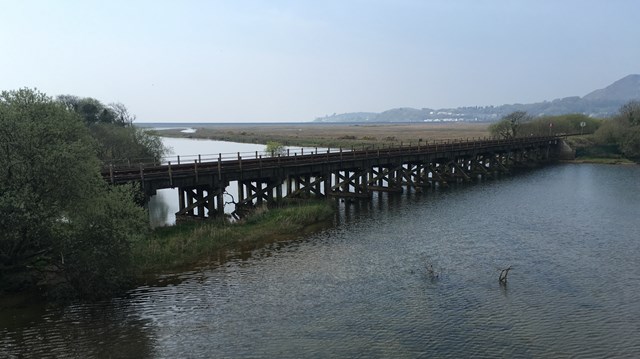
[2,164,640,357]
[0,299,154,358]
[148,192,171,228]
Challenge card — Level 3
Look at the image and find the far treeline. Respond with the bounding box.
[488,101,640,161]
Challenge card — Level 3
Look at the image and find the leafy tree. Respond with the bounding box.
[520,114,601,136]
[489,111,531,139]
[619,100,640,126]
[90,124,165,164]
[56,94,167,163]
[619,127,640,159]
[265,141,285,157]
[0,89,147,298]
[594,101,640,160]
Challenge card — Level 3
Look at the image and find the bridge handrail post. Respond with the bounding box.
[177,155,180,165]
[198,154,201,163]
[217,154,222,181]
[167,161,172,186]
[194,160,199,182]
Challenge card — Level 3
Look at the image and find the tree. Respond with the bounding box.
[520,114,601,137]
[109,102,136,126]
[0,88,147,298]
[90,124,166,164]
[619,100,640,127]
[489,111,531,139]
[594,101,640,161]
[265,141,285,157]
[56,94,167,164]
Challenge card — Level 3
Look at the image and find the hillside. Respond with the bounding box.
[315,74,640,123]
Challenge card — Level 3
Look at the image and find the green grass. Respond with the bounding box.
[132,200,335,274]
[570,156,636,165]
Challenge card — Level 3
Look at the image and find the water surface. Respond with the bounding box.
[2,163,639,358]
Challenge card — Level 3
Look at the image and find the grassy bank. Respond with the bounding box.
[566,135,638,165]
[566,157,636,165]
[133,200,335,274]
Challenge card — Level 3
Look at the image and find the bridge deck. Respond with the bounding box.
[102,136,559,187]
[100,135,566,219]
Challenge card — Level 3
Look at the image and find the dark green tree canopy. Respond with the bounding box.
[1,89,149,298]
[595,100,640,160]
[56,94,166,164]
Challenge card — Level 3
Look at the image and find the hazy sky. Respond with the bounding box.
[1,0,638,122]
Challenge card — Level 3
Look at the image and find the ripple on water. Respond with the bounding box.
[2,164,640,358]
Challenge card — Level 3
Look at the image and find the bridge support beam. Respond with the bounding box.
[367,165,403,193]
[176,184,225,222]
[329,169,371,198]
[286,174,326,199]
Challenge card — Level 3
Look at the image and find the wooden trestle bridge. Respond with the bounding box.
[102,136,567,220]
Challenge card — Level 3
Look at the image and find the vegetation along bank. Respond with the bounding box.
[0,88,334,301]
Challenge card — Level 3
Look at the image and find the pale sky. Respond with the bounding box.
[1,0,638,122]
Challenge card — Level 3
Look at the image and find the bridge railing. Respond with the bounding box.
[103,134,571,173]
[103,146,353,169]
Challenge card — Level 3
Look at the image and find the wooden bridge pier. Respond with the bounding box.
[103,135,566,222]
[175,184,226,222]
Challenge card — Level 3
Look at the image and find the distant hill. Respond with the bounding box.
[582,74,640,102]
[314,74,640,123]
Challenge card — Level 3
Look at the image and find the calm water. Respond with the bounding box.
[2,163,640,358]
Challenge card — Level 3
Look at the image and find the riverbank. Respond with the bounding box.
[565,157,637,165]
[134,200,336,275]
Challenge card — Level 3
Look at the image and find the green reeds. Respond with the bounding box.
[132,200,335,274]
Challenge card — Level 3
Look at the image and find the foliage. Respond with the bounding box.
[619,100,640,126]
[57,184,148,299]
[520,114,601,137]
[490,112,602,139]
[57,94,167,164]
[0,89,147,299]
[133,201,334,272]
[90,124,166,164]
[489,111,530,139]
[265,141,285,157]
[594,101,640,160]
